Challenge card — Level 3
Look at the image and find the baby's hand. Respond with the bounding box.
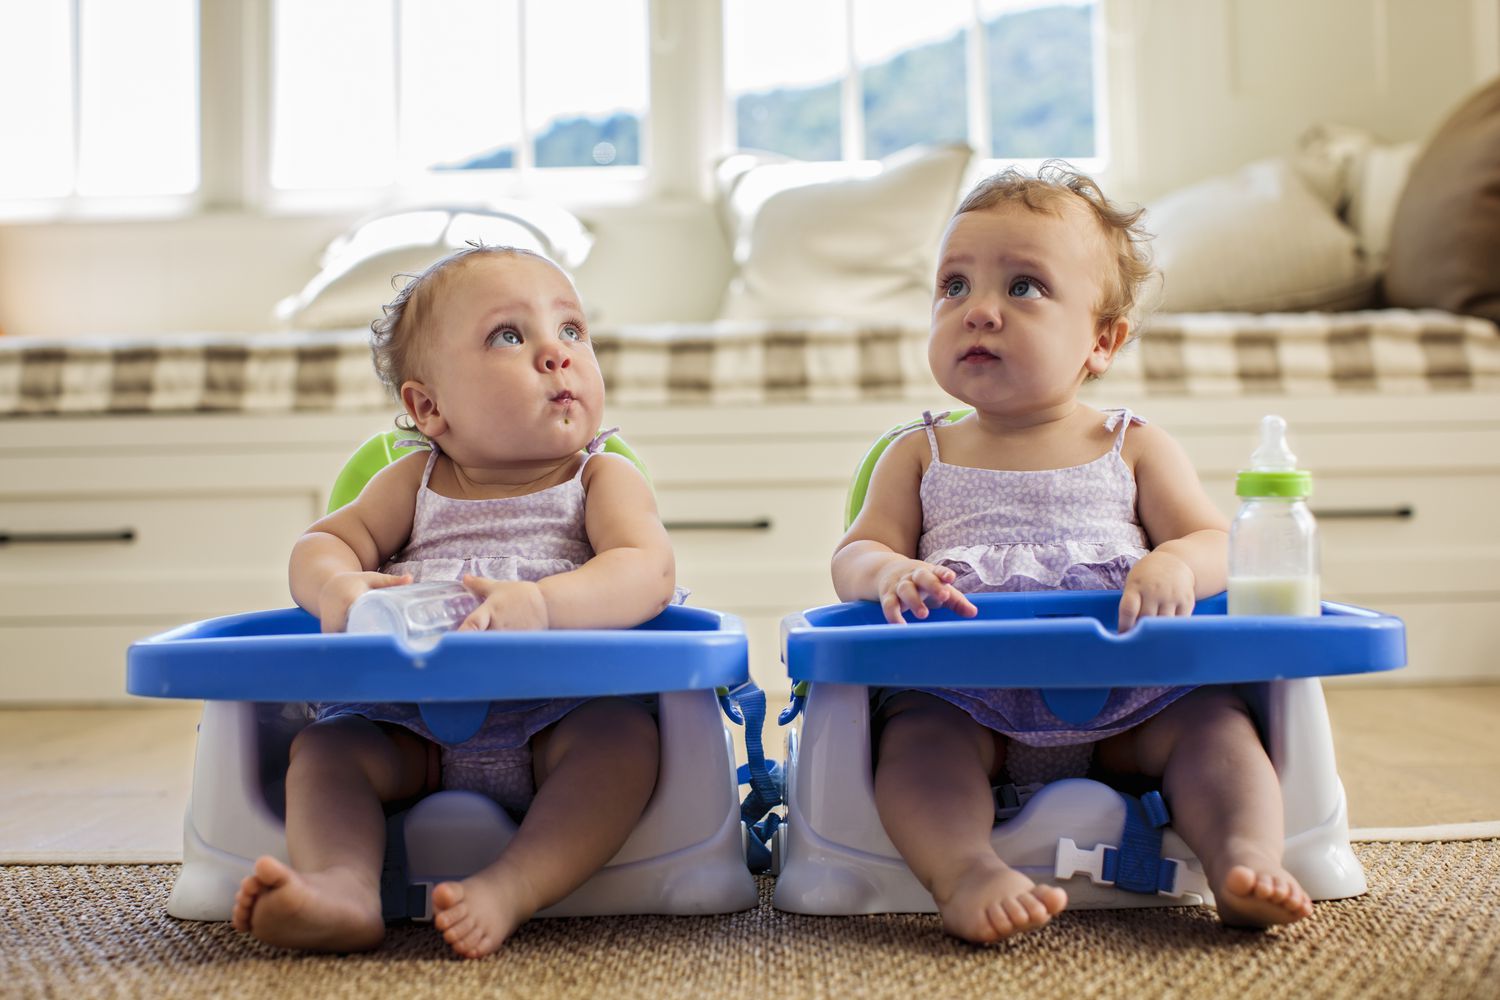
[318,570,413,633]
[1118,551,1195,632]
[458,575,550,632]
[877,560,979,625]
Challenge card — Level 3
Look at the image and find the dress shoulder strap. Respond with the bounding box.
[391,436,441,489]
[1102,407,1148,453]
[576,426,622,479]
[919,409,951,462]
[586,426,620,455]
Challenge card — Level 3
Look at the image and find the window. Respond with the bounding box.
[269,0,650,194]
[0,0,198,205]
[0,0,1105,217]
[724,0,1102,165]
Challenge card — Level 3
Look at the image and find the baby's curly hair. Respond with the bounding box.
[954,160,1155,333]
[369,244,556,430]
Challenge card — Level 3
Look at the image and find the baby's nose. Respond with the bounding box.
[965,306,1000,329]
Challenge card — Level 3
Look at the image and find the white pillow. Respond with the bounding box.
[275,201,594,329]
[1291,124,1423,270]
[716,143,973,327]
[1145,158,1377,313]
[1290,123,1375,212]
[1346,140,1421,270]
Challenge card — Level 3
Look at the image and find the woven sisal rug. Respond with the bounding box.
[4,842,1498,1000]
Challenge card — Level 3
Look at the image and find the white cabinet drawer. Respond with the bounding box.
[661,485,844,612]
[0,493,313,617]
[1323,597,1500,685]
[0,493,315,574]
[1202,473,1500,596]
[0,620,185,703]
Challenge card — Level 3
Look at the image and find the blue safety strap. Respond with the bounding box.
[720,679,784,873]
[1102,790,1178,894]
[778,680,809,725]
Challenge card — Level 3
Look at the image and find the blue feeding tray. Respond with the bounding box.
[782,591,1404,725]
[128,604,750,744]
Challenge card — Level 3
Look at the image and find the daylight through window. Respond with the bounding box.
[269,0,649,192]
[0,0,198,202]
[725,0,1101,164]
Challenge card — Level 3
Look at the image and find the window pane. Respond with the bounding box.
[271,0,396,190]
[981,0,1097,159]
[0,2,73,199]
[402,0,521,172]
[524,0,647,168]
[855,0,970,160]
[724,0,844,161]
[76,0,198,197]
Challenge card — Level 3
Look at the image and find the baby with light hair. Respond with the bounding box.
[834,163,1313,941]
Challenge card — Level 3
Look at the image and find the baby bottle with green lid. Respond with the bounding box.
[1228,415,1321,617]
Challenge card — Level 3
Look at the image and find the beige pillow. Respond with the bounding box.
[1384,76,1500,323]
[275,202,594,329]
[716,144,973,327]
[1145,158,1376,313]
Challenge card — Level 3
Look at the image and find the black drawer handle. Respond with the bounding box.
[1311,506,1415,521]
[664,518,773,532]
[0,528,137,546]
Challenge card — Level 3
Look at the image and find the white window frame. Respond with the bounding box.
[722,0,1109,175]
[0,0,203,221]
[1,0,1114,221]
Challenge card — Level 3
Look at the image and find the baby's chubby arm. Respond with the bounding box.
[832,431,978,625]
[1119,423,1230,632]
[462,453,676,631]
[289,453,423,632]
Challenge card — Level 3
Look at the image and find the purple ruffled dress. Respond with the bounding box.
[901,408,1194,783]
[317,430,656,813]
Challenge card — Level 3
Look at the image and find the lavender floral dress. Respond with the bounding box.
[317,430,640,813]
[900,408,1193,782]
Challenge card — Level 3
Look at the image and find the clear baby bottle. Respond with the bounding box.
[345,580,480,647]
[1228,415,1321,617]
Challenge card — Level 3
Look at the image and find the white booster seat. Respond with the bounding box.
[770,415,1407,915]
[125,430,760,922]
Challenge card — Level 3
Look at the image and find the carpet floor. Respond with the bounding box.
[4,841,1498,1000]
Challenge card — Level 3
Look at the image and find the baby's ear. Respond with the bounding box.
[1087,317,1130,375]
[400,380,447,439]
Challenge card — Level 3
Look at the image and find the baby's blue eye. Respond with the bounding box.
[489,328,522,346]
[1010,278,1042,299]
[560,324,584,342]
[943,276,969,298]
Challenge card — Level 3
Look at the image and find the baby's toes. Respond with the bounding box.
[447,920,491,960]
[1268,876,1296,904]
[1015,892,1052,927]
[979,901,1013,941]
[1037,884,1068,914]
[435,902,472,936]
[231,877,260,932]
[1001,896,1037,930]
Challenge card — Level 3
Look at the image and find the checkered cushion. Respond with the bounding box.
[1,310,1495,417]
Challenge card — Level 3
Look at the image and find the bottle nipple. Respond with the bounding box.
[1249,414,1296,471]
[1235,413,1311,498]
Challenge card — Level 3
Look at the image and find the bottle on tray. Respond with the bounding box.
[1228,414,1321,617]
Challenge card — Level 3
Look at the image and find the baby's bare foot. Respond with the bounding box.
[431,866,538,960]
[932,856,1068,943]
[1215,861,1314,928]
[231,855,384,952]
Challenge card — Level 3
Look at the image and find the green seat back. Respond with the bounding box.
[327,429,652,514]
[844,408,972,529]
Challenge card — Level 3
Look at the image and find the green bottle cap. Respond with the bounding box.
[1235,415,1312,498]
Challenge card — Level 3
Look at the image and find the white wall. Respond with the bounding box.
[0,0,1493,338]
